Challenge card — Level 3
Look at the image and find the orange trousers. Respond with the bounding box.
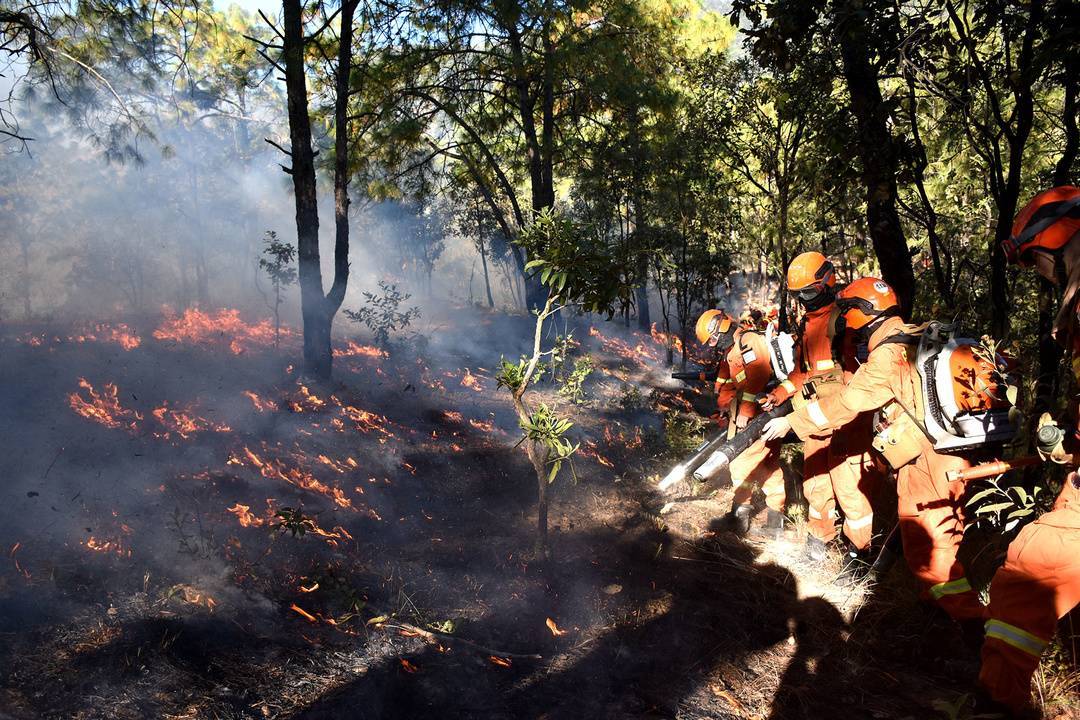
[730,436,785,512]
[803,414,879,549]
[896,448,983,621]
[979,482,1080,713]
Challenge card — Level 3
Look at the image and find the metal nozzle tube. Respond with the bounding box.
[693,450,731,482]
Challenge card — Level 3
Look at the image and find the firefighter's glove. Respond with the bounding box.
[761,416,791,443]
[758,389,785,411]
[1035,413,1068,464]
[735,413,750,431]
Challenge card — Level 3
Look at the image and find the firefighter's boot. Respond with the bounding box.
[726,503,752,537]
[763,509,786,540]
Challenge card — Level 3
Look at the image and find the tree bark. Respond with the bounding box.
[1054,71,1078,186]
[281,0,356,380]
[835,4,915,317]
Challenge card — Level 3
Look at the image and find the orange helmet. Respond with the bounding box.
[836,277,899,330]
[1002,186,1080,265]
[786,252,836,292]
[695,309,734,347]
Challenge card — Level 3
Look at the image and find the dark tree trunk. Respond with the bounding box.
[836,6,915,318]
[1054,72,1078,186]
[281,0,355,380]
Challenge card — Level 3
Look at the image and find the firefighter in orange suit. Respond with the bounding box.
[979,186,1080,715]
[760,278,983,621]
[695,309,786,536]
[759,252,878,558]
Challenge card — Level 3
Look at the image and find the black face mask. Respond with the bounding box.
[715,331,735,353]
[795,285,835,312]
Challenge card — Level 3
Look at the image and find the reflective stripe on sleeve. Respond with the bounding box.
[715,378,733,385]
[984,619,1049,657]
[781,379,796,393]
[741,392,757,402]
[735,370,746,383]
[807,400,829,428]
[929,577,972,600]
[844,513,874,530]
[815,359,835,371]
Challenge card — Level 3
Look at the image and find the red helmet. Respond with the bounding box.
[1002,186,1080,265]
[836,277,899,330]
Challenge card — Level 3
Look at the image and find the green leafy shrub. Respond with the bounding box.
[344,280,421,347]
[558,355,594,404]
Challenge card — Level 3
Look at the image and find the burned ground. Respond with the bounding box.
[0,308,1076,720]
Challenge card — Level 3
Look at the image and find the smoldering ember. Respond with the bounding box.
[1,1,1078,719]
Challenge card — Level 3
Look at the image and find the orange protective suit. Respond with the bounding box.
[771,305,878,549]
[787,316,983,620]
[978,477,1080,712]
[716,327,785,512]
[978,300,1080,711]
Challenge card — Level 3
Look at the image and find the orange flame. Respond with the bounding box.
[650,323,683,355]
[152,403,231,440]
[226,503,265,528]
[153,308,283,354]
[243,390,278,412]
[68,378,143,430]
[488,656,512,668]
[290,603,318,623]
[334,341,387,359]
[400,659,419,673]
[546,617,569,636]
[229,445,354,510]
[460,368,484,392]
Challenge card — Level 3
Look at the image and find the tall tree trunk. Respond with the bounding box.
[628,107,651,331]
[480,238,495,308]
[1054,70,1078,186]
[281,0,355,380]
[836,5,915,317]
[282,0,326,377]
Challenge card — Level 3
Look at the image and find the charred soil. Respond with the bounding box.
[0,308,1076,720]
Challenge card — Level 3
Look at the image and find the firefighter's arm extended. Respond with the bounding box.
[761,370,802,410]
[762,345,899,442]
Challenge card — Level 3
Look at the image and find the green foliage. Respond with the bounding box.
[344,281,421,348]
[547,333,579,382]
[616,384,650,412]
[663,411,706,456]
[965,476,1051,535]
[519,404,580,484]
[273,506,317,538]
[259,230,297,288]
[558,355,594,404]
[519,209,635,317]
[495,357,530,395]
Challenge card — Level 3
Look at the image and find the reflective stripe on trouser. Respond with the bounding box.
[730,436,785,513]
[802,433,837,542]
[979,517,1080,713]
[896,449,983,621]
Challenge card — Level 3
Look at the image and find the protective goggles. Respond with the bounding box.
[791,286,823,303]
[706,315,733,342]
